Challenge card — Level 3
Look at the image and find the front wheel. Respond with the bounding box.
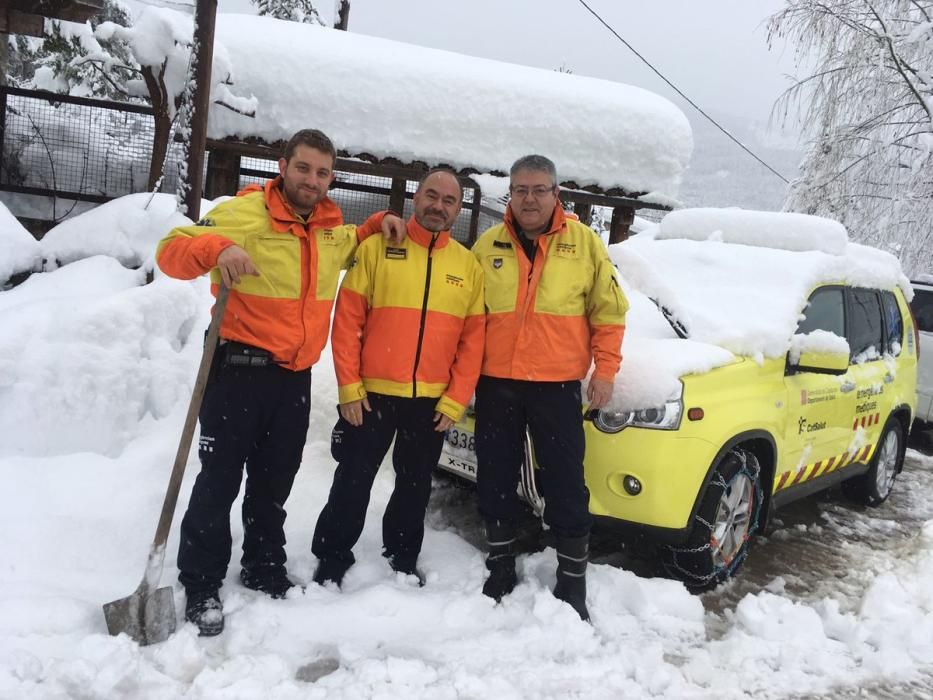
[842,416,904,506]
[661,447,763,590]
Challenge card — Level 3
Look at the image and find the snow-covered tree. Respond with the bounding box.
[769,1,933,275]
[251,0,325,24]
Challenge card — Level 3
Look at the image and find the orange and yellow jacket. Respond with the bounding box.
[332,218,486,422]
[156,177,378,371]
[472,205,628,382]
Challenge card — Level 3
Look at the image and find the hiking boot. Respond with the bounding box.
[239,567,294,599]
[482,520,517,602]
[185,589,224,637]
[482,557,517,602]
[553,535,590,622]
[312,557,352,588]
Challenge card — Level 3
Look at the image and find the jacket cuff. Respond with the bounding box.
[435,394,466,423]
[338,382,368,404]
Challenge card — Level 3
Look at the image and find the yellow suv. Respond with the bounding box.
[439,208,919,589]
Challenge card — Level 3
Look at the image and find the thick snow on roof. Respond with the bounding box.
[614,209,911,366]
[208,15,692,198]
[657,208,849,255]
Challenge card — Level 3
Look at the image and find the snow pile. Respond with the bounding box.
[209,15,692,197]
[657,208,849,255]
[39,193,202,269]
[0,202,41,285]
[788,330,851,364]
[615,209,910,362]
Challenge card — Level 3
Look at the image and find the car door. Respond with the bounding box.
[911,284,933,422]
[844,287,889,464]
[779,286,854,491]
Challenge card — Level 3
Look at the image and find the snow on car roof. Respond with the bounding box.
[613,208,911,364]
[209,15,692,198]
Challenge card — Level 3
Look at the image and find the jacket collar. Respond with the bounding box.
[406,216,451,250]
[503,203,567,239]
[236,177,343,232]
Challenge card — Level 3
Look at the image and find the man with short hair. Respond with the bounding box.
[156,128,399,636]
[311,168,485,587]
[471,154,628,621]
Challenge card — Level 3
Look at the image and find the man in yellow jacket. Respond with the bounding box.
[156,129,396,636]
[472,155,628,621]
[312,168,485,587]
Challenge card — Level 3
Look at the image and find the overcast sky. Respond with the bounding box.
[216,0,801,133]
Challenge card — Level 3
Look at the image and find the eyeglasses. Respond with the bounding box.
[509,185,556,199]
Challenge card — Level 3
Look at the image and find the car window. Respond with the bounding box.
[912,288,933,333]
[880,291,903,356]
[847,288,884,363]
[797,287,845,337]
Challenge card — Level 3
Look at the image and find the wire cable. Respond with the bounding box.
[575,0,790,184]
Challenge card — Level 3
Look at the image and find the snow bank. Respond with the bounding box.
[657,208,849,255]
[39,193,208,269]
[209,15,692,198]
[0,202,41,285]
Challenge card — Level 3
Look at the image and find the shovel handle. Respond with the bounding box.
[152,284,230,552]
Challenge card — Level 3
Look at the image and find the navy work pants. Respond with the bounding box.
[475,375,592,538]
[177,351,311,594]
[312,393,446,568]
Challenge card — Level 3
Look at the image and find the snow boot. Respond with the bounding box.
[312,557,353,588]
[482,520,518,602]
[387,554,426,587]
[185,589,224,637]
[553,535,590,622]
[240,566,294,599]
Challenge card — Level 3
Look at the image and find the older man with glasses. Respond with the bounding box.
[470,154,628,621]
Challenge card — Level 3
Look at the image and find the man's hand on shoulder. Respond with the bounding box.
[382,214,407,244]
[216,245,259,287]
[340,397,371,427]
[587,377,614,411]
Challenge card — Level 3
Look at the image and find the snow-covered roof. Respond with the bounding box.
[208,15,693,198]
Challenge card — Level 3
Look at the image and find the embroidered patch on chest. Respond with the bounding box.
[445,273,464,288]
[493,240,512,249]
[385,247,407,260]
[555,242,577,256]
[492,258,503,269]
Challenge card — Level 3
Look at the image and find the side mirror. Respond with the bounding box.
[788,332,850,375]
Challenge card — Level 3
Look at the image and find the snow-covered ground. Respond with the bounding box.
[3,197,933,699]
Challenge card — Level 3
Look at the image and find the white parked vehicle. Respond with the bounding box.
[912,277,933,426]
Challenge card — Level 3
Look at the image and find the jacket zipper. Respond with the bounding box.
[411,233,438,397]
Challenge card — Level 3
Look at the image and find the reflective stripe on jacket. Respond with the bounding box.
[332,218,486,422]
[472,205,628,382]
[156,177,377,371]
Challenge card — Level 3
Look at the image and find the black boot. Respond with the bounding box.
[312,555,354,588]
[185,588,224,637]
[240,566,294,599]
[553,535,590,621]
[482,520,517,602]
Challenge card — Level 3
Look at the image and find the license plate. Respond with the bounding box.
[439,426,477,480]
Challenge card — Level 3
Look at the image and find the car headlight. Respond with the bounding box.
[591,398,683,433]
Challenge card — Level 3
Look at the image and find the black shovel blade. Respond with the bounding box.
[103,585,176,646]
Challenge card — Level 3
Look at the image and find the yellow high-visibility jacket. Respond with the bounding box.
[472,205,628,382]
[332,218,486,422]
[157,178,378,371]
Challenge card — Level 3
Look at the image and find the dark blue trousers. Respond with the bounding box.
[475,375,592,538]
[312,394,446,569]
[177,352,311,594]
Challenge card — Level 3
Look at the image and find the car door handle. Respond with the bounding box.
[840,381,856,393]
[884,373,894,384]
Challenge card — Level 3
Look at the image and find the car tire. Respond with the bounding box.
[661,447,763,590]
[842,416,904,506]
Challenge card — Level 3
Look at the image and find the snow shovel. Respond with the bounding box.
[103,284,230,645]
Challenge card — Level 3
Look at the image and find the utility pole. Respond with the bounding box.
[334,0,349,30]
[183,0,217,221]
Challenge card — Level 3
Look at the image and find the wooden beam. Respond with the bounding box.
[388,177,406,216]
[1,10,44,36]
[608,206,635,244]
[205,149,241,199]
[183,0,217,221]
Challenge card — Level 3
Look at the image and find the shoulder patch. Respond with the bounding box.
[197,217,215,227]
